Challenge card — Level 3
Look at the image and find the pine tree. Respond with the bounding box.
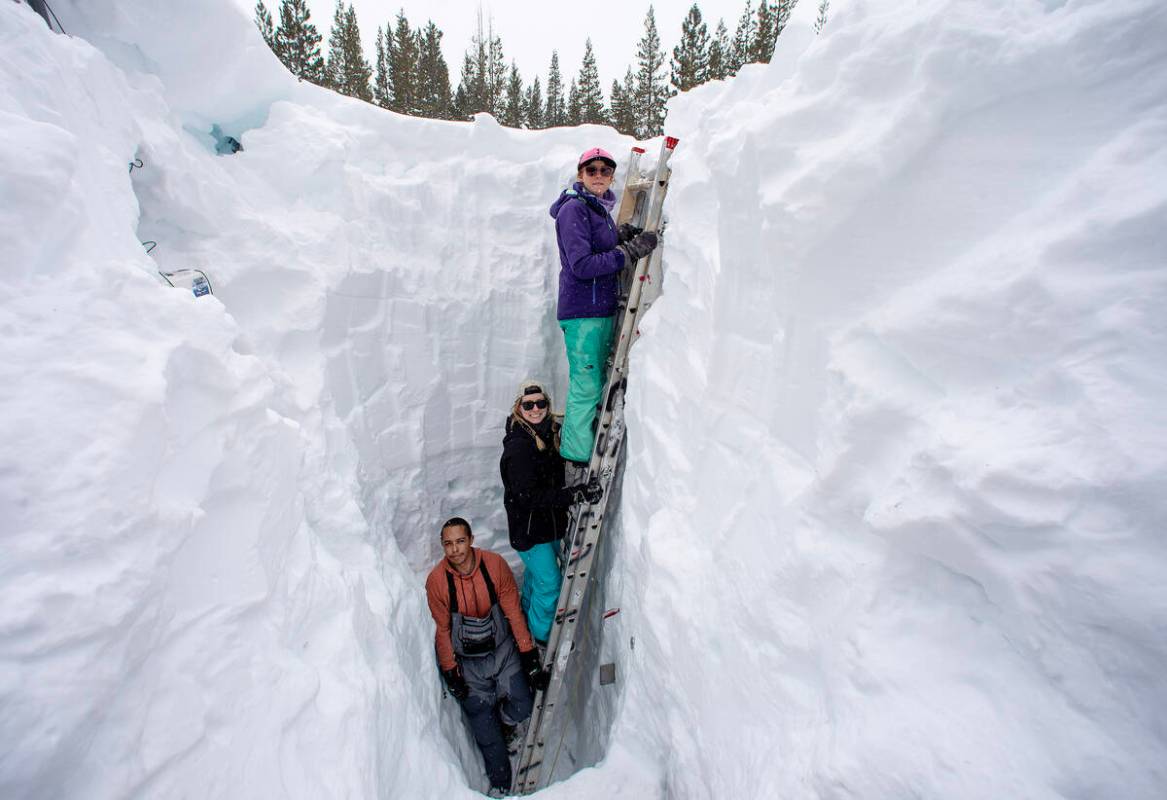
[729,0,756,72]
[814,0,829,34]
[502,62,525,127]
[455,53,473,116]
[754,1,798,62]
[544,51,565,127]
[324,0,346,90]
[751,2,777,63]
[635,5,673,137]
[609,74,636,136]
[255,1,276,49]
[457,11,505,116]
[486,28,507,116]
[416,21,454,119]
[609,78,624,132]
[707,18,731,80]
[453,82,471,120]
[565,78,581,126]
[389,11,418,114]
[620,67,638,130]
[525,76,544,129]
[776,1,798,38]
[274,0,326,84]
[671,4,710,92]
[373,26,391,108]
[577,39,606,125]
[325,2,372,100]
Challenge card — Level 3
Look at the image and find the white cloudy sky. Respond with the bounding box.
[296,0,755,91]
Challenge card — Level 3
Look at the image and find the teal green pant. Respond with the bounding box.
[518,542,562,643]
[559,317,616,462]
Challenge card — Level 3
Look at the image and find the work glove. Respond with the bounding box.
[441,666,469,702]
[617,223,643,243]
[570,476,603,506]
[618,230,659,264]
[520,647,551,692]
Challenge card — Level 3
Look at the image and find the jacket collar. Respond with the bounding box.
[568,182,617,213]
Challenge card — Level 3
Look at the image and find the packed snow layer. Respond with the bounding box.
[2,0,1166,798]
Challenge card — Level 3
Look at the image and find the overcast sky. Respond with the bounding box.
[296,1,753,91]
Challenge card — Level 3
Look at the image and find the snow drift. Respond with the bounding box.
[2,0,1165,798]
[613,1,1167,797]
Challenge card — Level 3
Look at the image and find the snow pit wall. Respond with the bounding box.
[3,0,633,796]
[612,1,1167,798]
[4,0,1167,798]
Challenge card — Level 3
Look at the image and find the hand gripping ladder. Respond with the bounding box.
[512,136,679,794]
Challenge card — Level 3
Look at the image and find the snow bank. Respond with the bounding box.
[2,0,1165,798]
[3,0,633,795]
[1,2,482,797]
[614,0,1167,797]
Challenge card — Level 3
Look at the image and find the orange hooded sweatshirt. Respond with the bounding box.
[425,548,535,671]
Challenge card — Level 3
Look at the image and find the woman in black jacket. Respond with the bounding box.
[500,381,600,643]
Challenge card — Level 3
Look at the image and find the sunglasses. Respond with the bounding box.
[584,164,614,177]
[521,399,549,411]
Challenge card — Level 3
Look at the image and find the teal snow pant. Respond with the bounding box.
[518,542,562,643]
[559,316,616,462]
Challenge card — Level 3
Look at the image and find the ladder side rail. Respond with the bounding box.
[541,142,652,663]
[513,143,650,791]
[513,411,626,793]
[513,256,645,790]
[544,147,665,659]
[514,138,678,795]
[587,141,677,479]
[539,447,627,787]
[540,377,629,668]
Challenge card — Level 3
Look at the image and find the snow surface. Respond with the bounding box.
[3,0,1166,798]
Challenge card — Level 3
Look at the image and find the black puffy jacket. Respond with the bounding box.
[500,416,573,552]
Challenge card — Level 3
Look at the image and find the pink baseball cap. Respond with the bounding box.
[577,147,617,169]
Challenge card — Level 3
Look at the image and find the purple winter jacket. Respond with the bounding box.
[550,182,627,321]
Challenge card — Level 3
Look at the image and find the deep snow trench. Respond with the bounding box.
[120,33,628,797]
[3,1,1167,799]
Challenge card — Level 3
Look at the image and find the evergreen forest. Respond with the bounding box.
[254,1,813,137]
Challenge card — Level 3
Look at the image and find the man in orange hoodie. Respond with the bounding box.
[425,517,548,796]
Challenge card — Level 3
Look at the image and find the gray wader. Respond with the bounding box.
[447,562,533,790]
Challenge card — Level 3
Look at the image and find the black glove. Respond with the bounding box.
[520,648,550,692]
[441,666,469,701]
[619,230,659,263]
[617,223,643,243]
[570,476,603,505]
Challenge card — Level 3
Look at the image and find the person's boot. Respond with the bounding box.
[501,718,528,756]
[499,723,518,760]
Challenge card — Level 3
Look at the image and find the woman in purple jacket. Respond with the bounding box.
[549,147,659,464]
